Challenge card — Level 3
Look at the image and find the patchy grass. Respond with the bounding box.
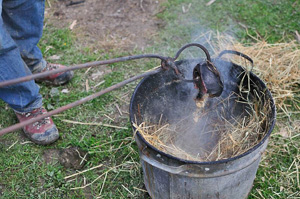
[156,0,299,47]
[0,0,299,198]
[0,24,155,198]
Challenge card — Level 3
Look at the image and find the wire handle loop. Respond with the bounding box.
[217,50,254,71]
[174,43,212,62]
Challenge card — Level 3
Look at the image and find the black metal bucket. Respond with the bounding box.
[129,58,276,199]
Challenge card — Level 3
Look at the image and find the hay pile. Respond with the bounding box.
[208,33,300,111]
[232,41,300,110]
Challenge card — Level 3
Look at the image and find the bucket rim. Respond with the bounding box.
[129,63,276,165]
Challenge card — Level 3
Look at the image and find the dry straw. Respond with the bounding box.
[209,32,300,112]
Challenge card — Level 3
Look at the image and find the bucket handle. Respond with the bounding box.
[217,50,254,71]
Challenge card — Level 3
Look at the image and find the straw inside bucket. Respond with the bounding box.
[133,71,272,162]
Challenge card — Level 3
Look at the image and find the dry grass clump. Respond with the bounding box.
[207,105,269,161]
[133,112,269,161]
[199,31,300,111]
[231,41,300,110]
[133,119,202,161]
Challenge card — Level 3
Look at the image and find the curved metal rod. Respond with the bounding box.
[0,43,213,88]
[173,43,212,62]
[217,50,254,70]
[0,54,167,88]
[0,68,162,136]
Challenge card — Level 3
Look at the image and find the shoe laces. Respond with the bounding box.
[25,108,51,130]
[45,63,59,71]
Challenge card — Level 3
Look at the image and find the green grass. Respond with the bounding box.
[0,0,299,198]
[156,0,299,46]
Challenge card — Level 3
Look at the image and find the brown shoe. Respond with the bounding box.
[35,63,74,86]
[15,107,59,145]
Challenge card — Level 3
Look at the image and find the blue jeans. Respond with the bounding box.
[0,0,47,113]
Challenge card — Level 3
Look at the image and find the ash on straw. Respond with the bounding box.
[133,70,272,162]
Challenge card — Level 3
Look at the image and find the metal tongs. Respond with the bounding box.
[0,43,255,136]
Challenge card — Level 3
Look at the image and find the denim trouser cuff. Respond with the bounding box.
[29,59,47,74]
[12,94,43,113]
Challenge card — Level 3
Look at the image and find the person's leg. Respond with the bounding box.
[0,2,42,112]
[0,1,59,144]
[2,0,45,73]
[2,0,74,85]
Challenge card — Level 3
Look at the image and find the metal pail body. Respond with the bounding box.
[129,59,276,199]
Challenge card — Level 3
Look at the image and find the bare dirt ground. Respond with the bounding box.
[46,0,165,50]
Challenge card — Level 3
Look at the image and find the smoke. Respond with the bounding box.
[171,58,246,158]
[131,23,268,160]
[133,51,250,159]
[134,4,259,160]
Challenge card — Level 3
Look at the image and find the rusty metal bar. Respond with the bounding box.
[0,43,212,88]
[0,43,217,136]
[0,68,162,136]
[0,54,167,88]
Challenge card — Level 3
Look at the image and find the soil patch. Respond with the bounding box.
[58,147,88,170]
[43,147,88,169]
[47,0,165,50]
[43,148,60,165]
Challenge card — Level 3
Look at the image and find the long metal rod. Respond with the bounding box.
[0,54,166,88]
[0,68,162,136]
[0,43,212,88]
[0,43,216,136]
